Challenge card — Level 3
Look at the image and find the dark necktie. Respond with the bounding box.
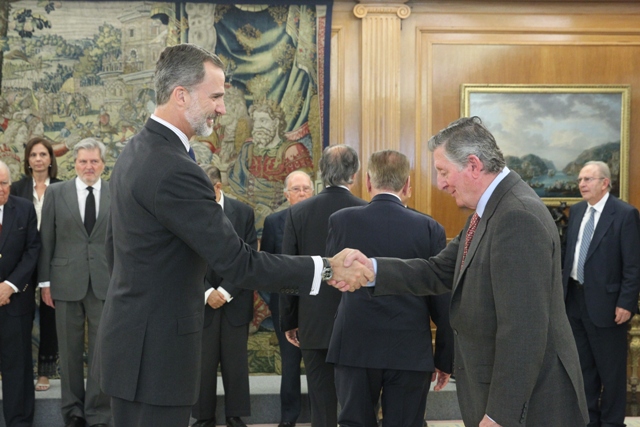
[84,186,96,235]
[461,213,480,269]
[188,147,196,162]
[577,207,596,284]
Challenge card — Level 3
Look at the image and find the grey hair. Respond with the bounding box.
[368,150,410,192]
[154,44,225,106]
[428,116,505,174]
[201,164,222,185]
[283,170,312,194]
[73,138,106,163]
[584,160,612,189]
[320,144,360,187]
[0,160,11,184]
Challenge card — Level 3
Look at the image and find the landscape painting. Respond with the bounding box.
[462,84,630,204]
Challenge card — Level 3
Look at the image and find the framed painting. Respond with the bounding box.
[461,84,630,205]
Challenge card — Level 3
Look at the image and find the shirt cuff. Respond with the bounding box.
[4,280,18,293]
[39,281,50,288]
[366,258,378,287]
[310,255,322,295]
[217,286,232,302]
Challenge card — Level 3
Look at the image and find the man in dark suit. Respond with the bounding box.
[280,144,367,427]
[562,160,640,427]
[326,150,453,427]
[95,44,373,427]
[332,117,589,427]
[0,161,40,427]
[191,165,257,427]
[39,138,111,427]
[261,170,315,427]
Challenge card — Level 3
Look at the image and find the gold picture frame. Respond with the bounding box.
[461,84,631,206]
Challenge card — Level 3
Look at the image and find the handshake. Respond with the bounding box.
[326,249,375,292]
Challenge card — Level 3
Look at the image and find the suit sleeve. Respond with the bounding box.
[279,208,299,332]
[218,204,258,299]
[6,202,41,288]
[37,185,57,282]
[616,206,640,313]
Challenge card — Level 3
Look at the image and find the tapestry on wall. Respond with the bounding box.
[0,0,332,234]
[0,0,331,374]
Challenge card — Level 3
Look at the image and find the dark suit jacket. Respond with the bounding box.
[0,195,40,316]
[562,194,640,327]
[280,186,367,349]
[10,176,62,201]
[204,195,257,328]
[38,179,110,301]
[96,118,316,407]
[373,172,588,427]
[326,194,453,373]
[262,209,287,255]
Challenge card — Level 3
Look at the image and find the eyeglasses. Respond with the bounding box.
[576,177,605,184]
[288,186,313,194]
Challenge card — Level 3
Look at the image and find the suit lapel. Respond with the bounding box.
[62,180,86,235]
[565,202,587,267]
[586,196,615,261]
[0,197,15,252]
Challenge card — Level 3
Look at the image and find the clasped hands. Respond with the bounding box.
[326,249,375,292]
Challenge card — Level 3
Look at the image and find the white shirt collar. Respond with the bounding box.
[32,177,51,188]
[150,114,191,153]
[476,167,510,218]
[217,190,225,210]
[588,191,609,213]
[75,176,102,191]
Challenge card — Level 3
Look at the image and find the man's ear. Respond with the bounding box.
[174,86,188,107]
[366,172,372,194]
[467,155,484,178]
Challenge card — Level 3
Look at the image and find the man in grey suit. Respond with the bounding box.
[332,117,589,427]
[39,138,111,427]
[95,44,373,427]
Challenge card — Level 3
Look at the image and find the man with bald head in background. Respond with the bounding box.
[261,170,315,427]
[563,161,640,427]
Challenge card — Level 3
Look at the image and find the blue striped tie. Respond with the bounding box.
[577,207,595,284]
[188,147,196,162]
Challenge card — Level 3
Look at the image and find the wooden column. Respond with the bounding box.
[353,1,410,194]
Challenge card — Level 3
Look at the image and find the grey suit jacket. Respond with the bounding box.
[96,119,315,407]
[38,179,110,301]
[374,171,588,427]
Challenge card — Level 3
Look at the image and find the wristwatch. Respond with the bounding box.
[321,257,333,281]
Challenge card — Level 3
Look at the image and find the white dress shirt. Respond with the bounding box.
[571,192,610,281]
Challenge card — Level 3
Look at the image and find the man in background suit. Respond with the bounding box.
[563,160,640,427]
[39,138,111,427]
[280,144,367,427]
[332,117,589,427]
[326,150,453,427]
[192,165,257,427]
[96,44,373,427]
[0,161,40,427]
[261,170,314,427]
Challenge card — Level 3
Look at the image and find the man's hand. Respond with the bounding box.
[0,282,14,306]
[479,414,502,427]
[615,307,632,324]
[41,287,55,308]
[207,290,227,309]
[285,328,300,347]
[431,368,451,391]
[327,249,375,292]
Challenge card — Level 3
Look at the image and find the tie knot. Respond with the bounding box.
[87,186,93,193]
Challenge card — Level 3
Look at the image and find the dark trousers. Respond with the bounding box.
[0,306,35,427]
[301,348,337,427]
[566,285,628,427]
[192,309,251,420]
[37,289,58,377]
[268,293,303,423]
[112,396,191,427]
[335,364,429,427]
